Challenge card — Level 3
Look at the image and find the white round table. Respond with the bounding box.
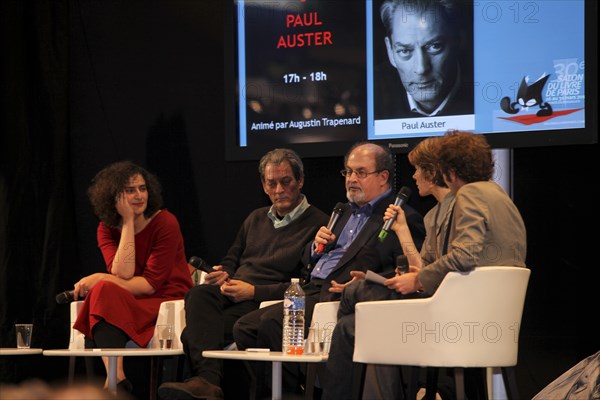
[203,350,327,400]
[44,348,183,395]
[0,348,43,355]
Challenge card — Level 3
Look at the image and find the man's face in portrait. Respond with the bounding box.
[385,5,458,113]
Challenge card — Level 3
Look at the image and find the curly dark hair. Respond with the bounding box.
[408,137,447,187]
[87,161,163,228]
[437,130,494,183]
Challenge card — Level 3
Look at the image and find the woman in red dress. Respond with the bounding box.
[73,161,193,391]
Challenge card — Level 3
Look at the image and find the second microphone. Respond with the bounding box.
[315,202,345,255]
[378,186,412,242]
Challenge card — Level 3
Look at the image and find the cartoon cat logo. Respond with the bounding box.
[500,74,553,117]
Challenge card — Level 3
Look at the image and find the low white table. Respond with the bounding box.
[203,350,327,400]
[0,348,43,355]
[43,348,183,395]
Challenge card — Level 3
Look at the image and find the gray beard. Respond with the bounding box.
[346,190,365,204]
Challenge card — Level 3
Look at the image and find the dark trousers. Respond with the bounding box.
[322,280,403,400]
[181,284,258,387]
[87,320,130,348]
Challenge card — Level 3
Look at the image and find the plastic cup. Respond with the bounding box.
[157,324,173,350]
[321,327,333,355]
[15,324,33,349]
[306,327,319,355]
[306,326,333,355]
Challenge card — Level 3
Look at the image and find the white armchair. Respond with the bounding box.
[148,299,186,349]
[68,299,186,382]
[353,266,530,400]
[69,299,186,350]
[310,300,339,332]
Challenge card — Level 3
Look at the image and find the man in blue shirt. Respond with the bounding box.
[234,142,426,397]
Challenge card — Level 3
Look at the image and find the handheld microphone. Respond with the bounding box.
[396,255,409,275]
[378,186,412,242]
[188,256,213,274]
[55,290,87,304]
[315,202,345,255]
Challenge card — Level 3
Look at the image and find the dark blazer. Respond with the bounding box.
[301,191,426,301]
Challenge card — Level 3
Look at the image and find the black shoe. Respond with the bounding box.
[158,376,224,400]
[117,378,133,394]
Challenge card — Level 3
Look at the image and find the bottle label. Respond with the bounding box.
[283,297,305,310]
[286,345,304,355]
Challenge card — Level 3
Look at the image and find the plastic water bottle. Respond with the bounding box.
[282,278,305,355]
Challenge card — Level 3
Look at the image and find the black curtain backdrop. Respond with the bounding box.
[1,0,77,384]
[1,1,597,399]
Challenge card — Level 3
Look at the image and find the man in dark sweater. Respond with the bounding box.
[158,148,328,400]
[233,142,426,397]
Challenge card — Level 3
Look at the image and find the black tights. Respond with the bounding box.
[85,320,130,348]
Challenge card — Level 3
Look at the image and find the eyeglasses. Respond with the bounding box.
[340,169,384,179]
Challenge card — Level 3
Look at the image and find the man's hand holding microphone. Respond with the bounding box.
[314,202,345,255]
